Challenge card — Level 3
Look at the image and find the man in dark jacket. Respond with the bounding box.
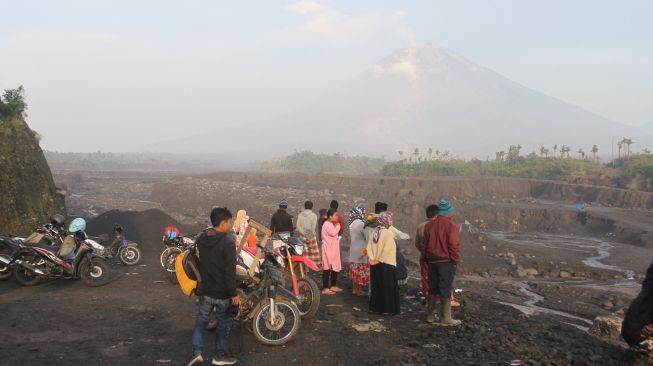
[421,199,461,327]
[623,261,653,351]
[270,199,294,235]
[188,207,239,366]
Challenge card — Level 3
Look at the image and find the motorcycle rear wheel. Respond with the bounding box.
[119,246,141,265]
[79,258,111,287]
[13,254,42,286]
[0,249,13,280]
[252,298,301,346]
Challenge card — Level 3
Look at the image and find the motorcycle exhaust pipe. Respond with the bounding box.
[0,256,44,275]
[17,261,45,275]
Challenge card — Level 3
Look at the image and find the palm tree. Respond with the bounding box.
[428,147,433,160]
[625,138,634,157]
[617,141,623,159]
[414,148,420,164]
[435,150,441,160]
[577,148,585,159]
[559,145,565,158]
[591,144,599,162]
[553,144,558,158]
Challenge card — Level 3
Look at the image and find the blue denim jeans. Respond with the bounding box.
[192,296,233,357]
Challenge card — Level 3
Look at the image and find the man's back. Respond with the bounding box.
[270,209,294,233]
[197,230,237,300]
[423,216,460,263]
[296,209,317,238]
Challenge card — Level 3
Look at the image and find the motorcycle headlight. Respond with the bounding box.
[295,244,305,256]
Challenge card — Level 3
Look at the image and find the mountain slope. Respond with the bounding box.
[152,43,650,159]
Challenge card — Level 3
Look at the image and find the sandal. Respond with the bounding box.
[322,289,336,295]
[330,287,344,293]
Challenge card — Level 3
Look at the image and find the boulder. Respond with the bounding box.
[589,316,622,341]
[559,270,572,278]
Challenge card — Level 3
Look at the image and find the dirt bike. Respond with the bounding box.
[11,234,112,287]
[160,233,195,268]
[164,235,197,284]
[270,234,321,319]
[235,243,302,346]
[87,226,142,265]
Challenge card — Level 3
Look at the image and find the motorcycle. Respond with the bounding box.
[22,223,67,247]
[235,243,302,346]
[161,231,195,268]
[270,234,321,319]
[11,232,112,287]
[87,226,142,265]
[0,236,36,281]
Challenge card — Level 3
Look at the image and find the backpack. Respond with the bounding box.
[175,244,202,297]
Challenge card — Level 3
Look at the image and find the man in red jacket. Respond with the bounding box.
[420,199,461,327]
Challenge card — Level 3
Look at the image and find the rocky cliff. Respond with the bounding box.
[0,116,66,235]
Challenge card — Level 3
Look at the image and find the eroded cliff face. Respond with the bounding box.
[0,117,66,235]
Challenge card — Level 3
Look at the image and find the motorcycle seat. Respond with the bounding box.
[31,243,60,253]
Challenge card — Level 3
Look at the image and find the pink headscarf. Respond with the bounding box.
[373,211,394,243]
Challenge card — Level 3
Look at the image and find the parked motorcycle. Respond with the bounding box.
[21,214,68,247]
[87,226,142,265]
[11,218,112,287]
[236,243,302,346]
[0,236,35,281]
[160,229,195,268]
[271,235,321,319]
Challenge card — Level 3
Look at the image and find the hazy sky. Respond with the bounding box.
[1,0,652,152]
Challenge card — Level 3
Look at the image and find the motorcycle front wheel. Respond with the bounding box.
[252,298,301,346]
[164,250,181,284]
[160,246,177,268]
[119,246,141,265]
[79,257,111,287]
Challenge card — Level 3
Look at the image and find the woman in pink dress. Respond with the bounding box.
[321,209,342,295]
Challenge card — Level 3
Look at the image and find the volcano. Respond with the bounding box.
[158,43,649,159]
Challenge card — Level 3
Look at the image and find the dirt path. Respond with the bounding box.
[1,242,652,366]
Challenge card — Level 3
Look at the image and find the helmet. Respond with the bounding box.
[50,214,66,227]
[164,226,180,240]
[69,218,87,233]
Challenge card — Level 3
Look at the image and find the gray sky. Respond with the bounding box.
[1,0,652,152]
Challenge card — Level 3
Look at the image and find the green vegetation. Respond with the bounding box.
[0,86,27,122]
[612,154,653,192]
[383,143,653,192]
[382,154,600,181]
[261,151,385,175]
[45,151,230,172]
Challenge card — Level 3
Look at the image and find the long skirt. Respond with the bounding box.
[369,263,400,315]
[305,236,321,268]
[348,262,370,286]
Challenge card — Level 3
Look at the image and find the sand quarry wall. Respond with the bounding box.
[201,172,653,210]
[148,172,653,248]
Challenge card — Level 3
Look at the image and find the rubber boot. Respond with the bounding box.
[426,294,438,323]
[440,298,461,327]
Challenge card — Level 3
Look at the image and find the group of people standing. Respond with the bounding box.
[188,197,463,365]
[269,197,461,323]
